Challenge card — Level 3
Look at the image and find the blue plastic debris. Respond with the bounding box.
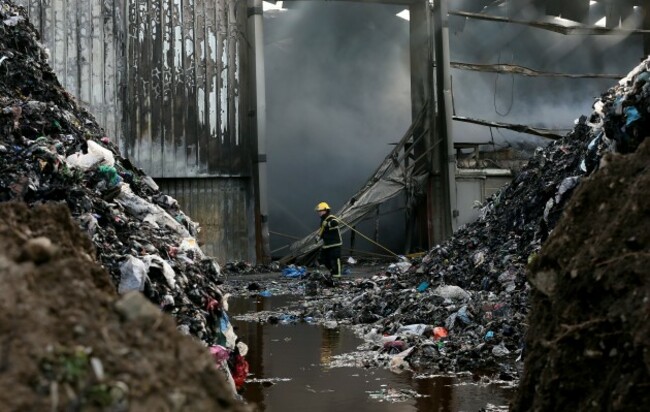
[282,265,307,278]
[485,331,495,341]
[279,314,297,324]
[259,290,272,297]
[625,106,641,126]
[457,305,471,324]
[417,281,430,292]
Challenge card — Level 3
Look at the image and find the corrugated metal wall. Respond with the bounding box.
[157,178,252,261]
[124,0,252,178]
[16,0,257,262]
[17,0,124,140]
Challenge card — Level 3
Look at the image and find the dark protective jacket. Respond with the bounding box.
[318,212,342,249]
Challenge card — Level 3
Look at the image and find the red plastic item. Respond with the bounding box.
[231,354,249,390]
[433,326,448,340]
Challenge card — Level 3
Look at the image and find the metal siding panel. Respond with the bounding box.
[115,0,125,149]
[28,0,251,181]
[171,0,185,177]
[150,0,163,175]
[226,0,236,173]
[91,0,104,126]
[213,0,225,174]
[218,1,228,168]
[215,178,225,259]
[205,178,217,257]
[64,0,78,97]
[41,0,52,49]
[126,0,139,160]
[234,0,247,174]
[195,0,208,174]
[103,0,117,139]
[156,177,249,261]
[223,179,231,258]
[52,0,65,86]
[206,0,218,173]
[237,0,251,176]
[183,0,198,173]
[161,0,174,177]
[78,2,91,106]
[139,0,153,173]
[455,179,483,228]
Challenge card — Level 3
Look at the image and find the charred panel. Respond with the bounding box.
[156,177,252,261]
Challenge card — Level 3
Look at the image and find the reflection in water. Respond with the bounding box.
[230,296,267,409]
[414,376,453,411]
[320,328,341,365]
[229,296,513,411]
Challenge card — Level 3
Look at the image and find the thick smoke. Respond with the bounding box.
[264,1,644,256]
[264,2,411,255]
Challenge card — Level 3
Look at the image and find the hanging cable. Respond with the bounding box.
[335,217,401,259]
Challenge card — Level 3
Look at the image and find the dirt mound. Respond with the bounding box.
[0,202,246,412]
[512,140,650,411]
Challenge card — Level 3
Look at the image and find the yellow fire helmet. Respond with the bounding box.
[315,202,330,211]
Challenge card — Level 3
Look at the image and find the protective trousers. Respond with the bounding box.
[320,246,341,277]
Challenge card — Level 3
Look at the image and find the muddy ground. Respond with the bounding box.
[0,202,247,412]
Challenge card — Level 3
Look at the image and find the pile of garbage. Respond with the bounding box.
[0,202,246,411]
[299,58,650,376]
[512,136,650,410]
[222,260,280,275]
[0,0,243,371]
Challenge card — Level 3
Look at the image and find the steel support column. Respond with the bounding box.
[408,0,434,250]
[248,0,271,263]
[431,0,455,239]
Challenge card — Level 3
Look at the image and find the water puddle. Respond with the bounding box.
[229,295,514,411]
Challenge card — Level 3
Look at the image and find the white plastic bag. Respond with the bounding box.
[65,140,115,170]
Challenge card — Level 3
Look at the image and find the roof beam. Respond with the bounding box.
[281,0,419,5]
[449,61,625,79]
[453,116,566,140]
[449,10,650,35]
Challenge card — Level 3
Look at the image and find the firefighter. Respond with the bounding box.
[315,202,342,278]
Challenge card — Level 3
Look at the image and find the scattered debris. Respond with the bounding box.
[292,57,650,382]
[366,387,430,403]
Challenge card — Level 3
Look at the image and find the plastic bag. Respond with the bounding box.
[65,140,115,170]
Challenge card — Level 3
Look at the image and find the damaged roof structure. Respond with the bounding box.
[281,0,650,262]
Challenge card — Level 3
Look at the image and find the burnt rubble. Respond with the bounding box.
[513,130,650,412]
[297,58,650,376]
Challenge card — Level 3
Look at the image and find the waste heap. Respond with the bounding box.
[512,101,650,410]
[0,202,247,411]
[0,0,241,365]
[302,59,650,376]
